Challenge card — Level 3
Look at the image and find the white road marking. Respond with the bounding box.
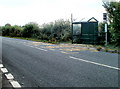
[25,44,32,47]
[26,45,48,51]
[69,56,120,70]
[5,73,14,80]
[29,46,35,48]
[0,64,22,88]
[9,80,21,88]
[49,49,55,51]
[1,68,8,73]
[61,51,68,54]
[0,64,3,68]
[35,47,48,51]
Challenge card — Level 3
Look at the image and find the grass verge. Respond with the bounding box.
[95,45,119,54]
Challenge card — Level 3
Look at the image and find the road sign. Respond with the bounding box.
[103,13,107,21]
[105,24,107,32]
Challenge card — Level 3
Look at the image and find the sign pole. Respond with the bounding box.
[103,13,107,46]
[105,23,107,46]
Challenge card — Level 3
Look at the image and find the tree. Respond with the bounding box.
[1,24,22,37]
[0,26,2,36]
[22,22,40,38]
[98,22,111,44]
[98,22,105,44]
[103,1,120,46]
[2,23,12,36]
[11,25,23,37]
[40,19,71,42]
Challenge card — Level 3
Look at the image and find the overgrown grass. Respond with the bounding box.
[94,44,119,54]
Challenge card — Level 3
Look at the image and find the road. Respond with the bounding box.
[1,37,119,88]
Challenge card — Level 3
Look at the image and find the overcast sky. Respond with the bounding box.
[0,0,118,26]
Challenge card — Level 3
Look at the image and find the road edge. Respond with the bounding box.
[0,64,21,88]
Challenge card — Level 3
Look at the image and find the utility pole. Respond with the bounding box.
[71,13,73,23]
[71,13,73,44]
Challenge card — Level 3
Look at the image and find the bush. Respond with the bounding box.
[1,24,23,37]
[96,46,102,51]
[1,19,71,43]
[40,19,71,42]
[22,22,40,38]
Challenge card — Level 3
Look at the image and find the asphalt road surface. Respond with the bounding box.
[1,37,119,88]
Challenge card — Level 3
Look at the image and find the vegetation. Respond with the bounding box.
[103,1,120,47]
[0,19,71,43]
[98,22,111,45]
[1,24,23,37]
[0,1,119,52]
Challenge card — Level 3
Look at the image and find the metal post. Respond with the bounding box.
[105,23,107,46]
[71,13,73,44]
[103,13,107,46]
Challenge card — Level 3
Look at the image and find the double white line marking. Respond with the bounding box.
[0,64,21,88]
[69,56,120,71]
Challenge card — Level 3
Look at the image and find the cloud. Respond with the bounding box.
[0,0,33,7]
[102,0,119,2]
[0,0,105,26]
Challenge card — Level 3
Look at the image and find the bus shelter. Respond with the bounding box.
[72,17,99,44]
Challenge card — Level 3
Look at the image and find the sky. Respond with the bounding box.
[0,0,118,26]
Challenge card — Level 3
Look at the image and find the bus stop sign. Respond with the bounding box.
[103,13,107,21]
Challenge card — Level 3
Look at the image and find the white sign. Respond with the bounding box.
[105,24,107,32]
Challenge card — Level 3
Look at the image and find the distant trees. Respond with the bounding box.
[2,24,22,37]
[41,19,71,42]
[22,22,40,38]
[103,1,120,46]
[39,19,71,42]
[1,19,71,42]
